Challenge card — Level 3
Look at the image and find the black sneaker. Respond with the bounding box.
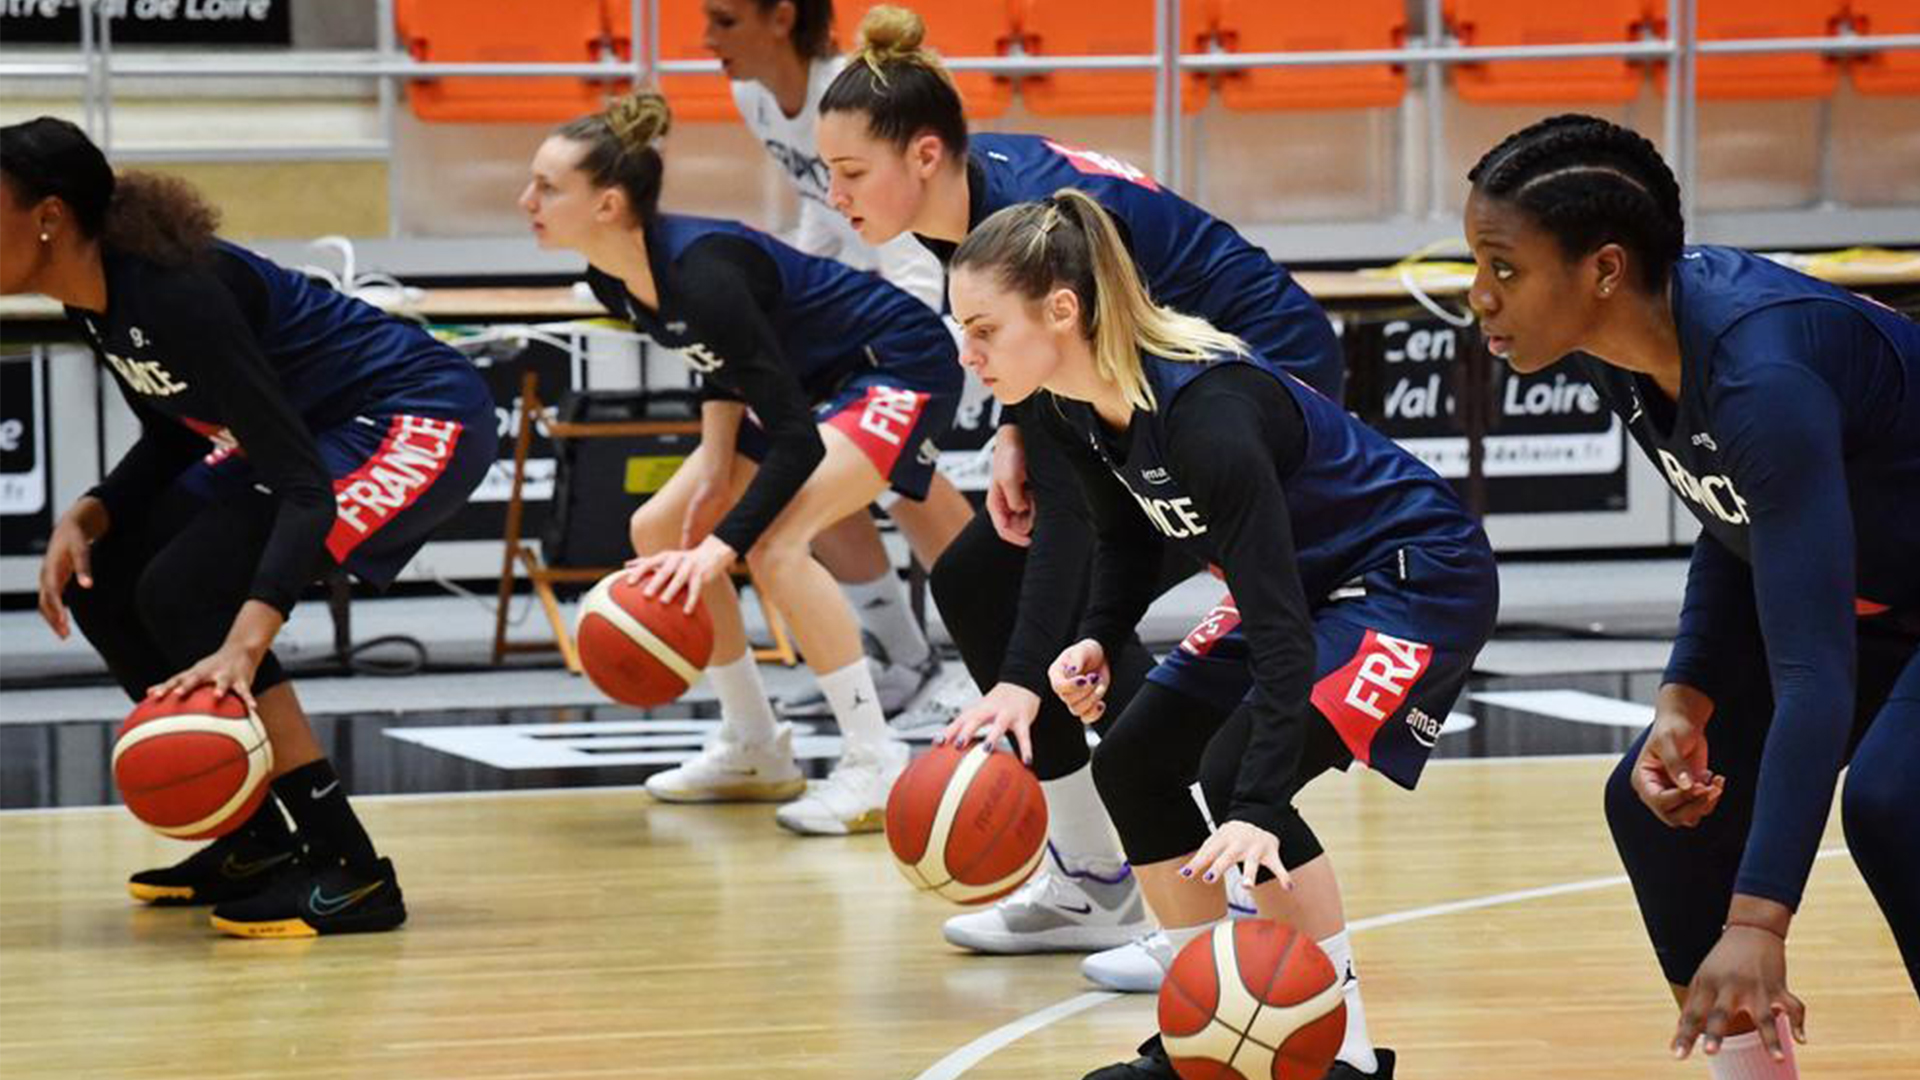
[1326,1048,1396,1078]
[209,856,406,939]
[127,821,298,907]
[1084,1035,1177,1080]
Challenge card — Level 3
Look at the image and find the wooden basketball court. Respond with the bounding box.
[2,756,1909,1079]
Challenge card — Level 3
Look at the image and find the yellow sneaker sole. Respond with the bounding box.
[128,882,195,904]
[646,777,807,803]
[210,915,317,939]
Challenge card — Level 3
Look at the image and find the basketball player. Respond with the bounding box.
[521,91,962,835]
[707,0,973,717]
[2,117,497,938]
[949,191,1500,1080]
[1464,115,1919,1076]
[813,5,1351,970]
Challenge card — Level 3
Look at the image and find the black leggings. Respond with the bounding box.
[1603,616,1920,995]
[929,508,1194,780]
[65,483,329,702]
[1091,681,1353,877]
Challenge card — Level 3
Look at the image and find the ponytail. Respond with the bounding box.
[952,189,1246,412]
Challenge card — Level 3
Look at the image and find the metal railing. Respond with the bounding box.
[11,0,1917,241]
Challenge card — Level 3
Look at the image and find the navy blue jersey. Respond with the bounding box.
[584,213,958,555]
[1063,358,1482,603]
[69,240,489,614]
[586,213,952,402]
[1575,244,1920,909]
[1054,348,1486,826]
[916,132,1344,399]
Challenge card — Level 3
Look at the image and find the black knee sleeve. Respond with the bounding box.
[1091,682,1224,865]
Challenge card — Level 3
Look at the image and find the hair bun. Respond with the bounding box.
[856,5,927,61]
[605,91,671,152]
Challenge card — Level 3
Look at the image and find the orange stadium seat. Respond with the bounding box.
[1214,0,1407,111]
[1847,0,1920,95]
[1447,0,1648,104]
[1016,0,1211,116]
[396,0,623,123]
[607,0,734,122]
[1652,0,1844,100]
[835,1,1019,119]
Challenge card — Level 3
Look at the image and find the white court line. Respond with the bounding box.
[909,847,1851,1080]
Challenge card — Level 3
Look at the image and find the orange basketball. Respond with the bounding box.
[885,742,1048,904]
[112,687,274,841]
[1159,920,1347,1080]
[576,571,714,707]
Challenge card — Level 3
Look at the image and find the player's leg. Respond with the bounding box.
[932,510,1152,953]
[787,508,941,717]
[633,441,807,803]
[731,424,910,835]
[1838,622,1920,996]
[68,486,298,908]
[121,485,401,937]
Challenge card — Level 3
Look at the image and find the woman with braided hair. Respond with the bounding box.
[520,91,962,835]
[1465,114,1920,1075]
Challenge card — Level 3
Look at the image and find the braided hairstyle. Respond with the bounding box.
[1468,114,1684,293]
[556,90,671,225]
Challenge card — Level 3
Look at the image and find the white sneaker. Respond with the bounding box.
[774,738,909,835]
[872,650,942,715]
[889,664,977,738]
[942,846,1150,954]
[1078,871,1258,992]
[1082,930,1173,993]
[644,724,806,803]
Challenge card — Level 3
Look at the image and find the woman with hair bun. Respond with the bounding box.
[813,3,1348,986]
[0,116,498,939]
[520,90,963,836]
[702,0,971,721]
[1465,114,1920,1072]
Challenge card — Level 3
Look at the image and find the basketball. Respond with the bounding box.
[885,742,1049,905]
[1159,920,1347,1080]
[111,687,274,841]
[576,570,714,707]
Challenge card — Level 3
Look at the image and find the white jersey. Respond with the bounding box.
[730,56,945,312]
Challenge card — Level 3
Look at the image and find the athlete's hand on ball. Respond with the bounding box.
[148,641,263,710]
[1635,693,1725,828]
[1049,639,1111,723]
[937,682,1044,764]
[628,535,736,614]
[1672,916,1805,1063]
[38,518,94,640]
[987,425,1033,546]
[1181,819,1292,894]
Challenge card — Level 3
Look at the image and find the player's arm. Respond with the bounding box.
[1060,415,1169,664]
[673,235,823,558]
[1712,356,1858,917]
[1164,367,1317,836]
[994,401,1100,698]
[87,385,211,530]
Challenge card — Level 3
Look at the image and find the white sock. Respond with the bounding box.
[707,653,778,745]
[1160,920,1215,971]
[1318,930,1379,1074]
[1040,765,1127,875]
[1707,1023,1798,1079]
[842,570,930,668]
[817,658,893,749]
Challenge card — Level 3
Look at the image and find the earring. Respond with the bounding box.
[39,232,50,242]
